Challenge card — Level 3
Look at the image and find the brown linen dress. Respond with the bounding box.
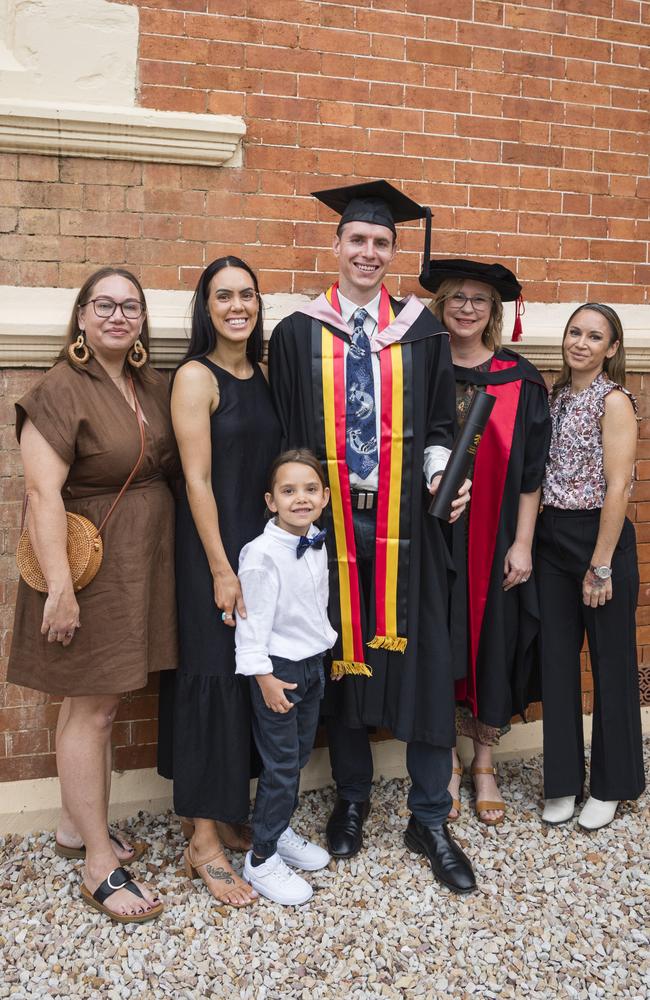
[7,358,179,696]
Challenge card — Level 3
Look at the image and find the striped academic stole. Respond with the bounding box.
[313,282,413,678]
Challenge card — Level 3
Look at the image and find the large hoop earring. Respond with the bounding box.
[68,333,90,365]
[127,339,147,369]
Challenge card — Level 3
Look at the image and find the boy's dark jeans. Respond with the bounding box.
[249,653,325,859]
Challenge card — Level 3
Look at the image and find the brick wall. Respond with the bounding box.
[1,1,649,299]
[1,1,649,779]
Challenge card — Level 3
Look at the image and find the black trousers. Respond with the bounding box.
[536,508,645,802]
[326,506,452,827]
[250,654,325,858]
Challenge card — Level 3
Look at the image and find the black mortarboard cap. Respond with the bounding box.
[419,258,522,302]
[313,179,427,238]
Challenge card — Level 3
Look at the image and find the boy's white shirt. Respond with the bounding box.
[235,519,338,677]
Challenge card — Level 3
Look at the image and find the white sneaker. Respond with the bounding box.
[243,851,313,905]
[542,796,576,825]
[277,826,331,871]
[578,797,619,830]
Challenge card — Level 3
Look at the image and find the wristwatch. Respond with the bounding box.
[590,564,612,580]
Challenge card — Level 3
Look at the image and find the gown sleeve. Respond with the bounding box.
[268,318,293,451]
[521,380,552,493]
[424,332,456,453]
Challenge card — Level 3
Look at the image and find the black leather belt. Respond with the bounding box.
[350,489,377,511]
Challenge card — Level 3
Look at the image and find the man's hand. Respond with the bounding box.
[428,474,471,524]
[256,673,298,713]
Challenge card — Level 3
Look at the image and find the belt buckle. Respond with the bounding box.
[354,491,374,511]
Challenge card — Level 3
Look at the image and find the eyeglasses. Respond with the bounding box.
[81,297,145,320]
[447,292,492,313]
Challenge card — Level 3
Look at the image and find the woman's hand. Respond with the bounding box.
[503,541,533,591]
[213,567,246,626]
[256,674,297,713]
[582,570,612,607]
[41,586,80,646]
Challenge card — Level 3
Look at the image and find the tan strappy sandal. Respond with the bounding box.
[180,818,252,852]
[448,764,463,822]
[471,763,506,826]
[184,842,258,907]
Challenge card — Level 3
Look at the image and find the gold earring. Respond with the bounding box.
[68,333,90,364]
[127,339,147,369]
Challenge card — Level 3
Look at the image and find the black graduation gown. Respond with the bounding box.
[450,348,551,727]
[268,297,461,748]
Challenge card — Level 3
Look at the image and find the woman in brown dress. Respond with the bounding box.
[8,267,178,923]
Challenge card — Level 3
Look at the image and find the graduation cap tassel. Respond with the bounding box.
[512,294,525,342]
[422,207,432,280]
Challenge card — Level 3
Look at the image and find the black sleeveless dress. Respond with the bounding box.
[158,358,281,821]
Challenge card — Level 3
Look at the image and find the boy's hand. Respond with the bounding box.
[256,674,298,713]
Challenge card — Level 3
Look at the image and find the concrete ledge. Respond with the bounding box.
[2,708,648,835]
[1,287,649,370]
[0,99,245,166]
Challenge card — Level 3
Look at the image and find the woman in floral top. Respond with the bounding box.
[538,303,645,830]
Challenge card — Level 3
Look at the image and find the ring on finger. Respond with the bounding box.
[221,611,233,622]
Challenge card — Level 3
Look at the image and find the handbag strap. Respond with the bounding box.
[95,376,146,537]
[20,375,147,537]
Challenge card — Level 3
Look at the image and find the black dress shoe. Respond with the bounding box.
[326,798,370,858]
[404,815,476,895]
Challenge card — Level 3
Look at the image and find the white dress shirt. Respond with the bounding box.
[235,519,338,677]
[337,289,450,490]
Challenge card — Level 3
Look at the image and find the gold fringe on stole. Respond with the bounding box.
[330,660,373,679]
[367,635,408,652]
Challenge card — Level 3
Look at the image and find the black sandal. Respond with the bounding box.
[80,866,164,924]
[55,829,146,862]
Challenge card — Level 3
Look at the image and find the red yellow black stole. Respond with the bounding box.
[314,283,412,678]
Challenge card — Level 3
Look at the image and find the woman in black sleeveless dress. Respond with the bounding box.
[158,257,280,906]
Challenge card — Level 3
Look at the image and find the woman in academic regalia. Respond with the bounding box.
[423,259,551,825]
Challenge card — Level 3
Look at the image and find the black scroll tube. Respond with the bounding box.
[428,389,496,521]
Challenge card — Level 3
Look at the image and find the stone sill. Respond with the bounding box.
[0,98,245,166]
[1,287,649,370]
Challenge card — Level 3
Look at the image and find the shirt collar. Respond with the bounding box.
[264,518,319,550]
[337,289,381,329]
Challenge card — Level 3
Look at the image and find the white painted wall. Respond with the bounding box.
[0,0,138,104]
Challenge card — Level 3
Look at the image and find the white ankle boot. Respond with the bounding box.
[542,796,576,825]
[578,797,619,830]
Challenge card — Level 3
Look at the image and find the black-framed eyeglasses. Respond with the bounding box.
[447,292,493,313]
[81,297,145,320]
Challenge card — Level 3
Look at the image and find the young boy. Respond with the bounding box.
[236,449,336,904]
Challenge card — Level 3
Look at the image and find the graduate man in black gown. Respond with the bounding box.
[268,180,476,894]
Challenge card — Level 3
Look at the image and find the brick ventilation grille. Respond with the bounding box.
[639,664,650,707]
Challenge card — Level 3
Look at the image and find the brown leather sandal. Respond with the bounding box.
[180,818,253,852]
[80,866,163,923]
[55,829,146,862]
[184,843,257,907]
[471,764,506,826]
[448,765,463,822]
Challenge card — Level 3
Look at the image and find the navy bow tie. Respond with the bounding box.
[296,529,327,559]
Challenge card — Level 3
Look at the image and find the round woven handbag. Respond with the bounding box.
[17,513,103,593]
[16,375,146,595]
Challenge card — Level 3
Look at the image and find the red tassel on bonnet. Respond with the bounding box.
[511,294,525,342]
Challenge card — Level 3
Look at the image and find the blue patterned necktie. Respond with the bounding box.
[296,529,327,559]
[346,308,378,479]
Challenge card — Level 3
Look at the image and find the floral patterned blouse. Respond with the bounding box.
[542,373,636,510]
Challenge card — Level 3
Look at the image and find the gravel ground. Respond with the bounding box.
[1,742,648,1000]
